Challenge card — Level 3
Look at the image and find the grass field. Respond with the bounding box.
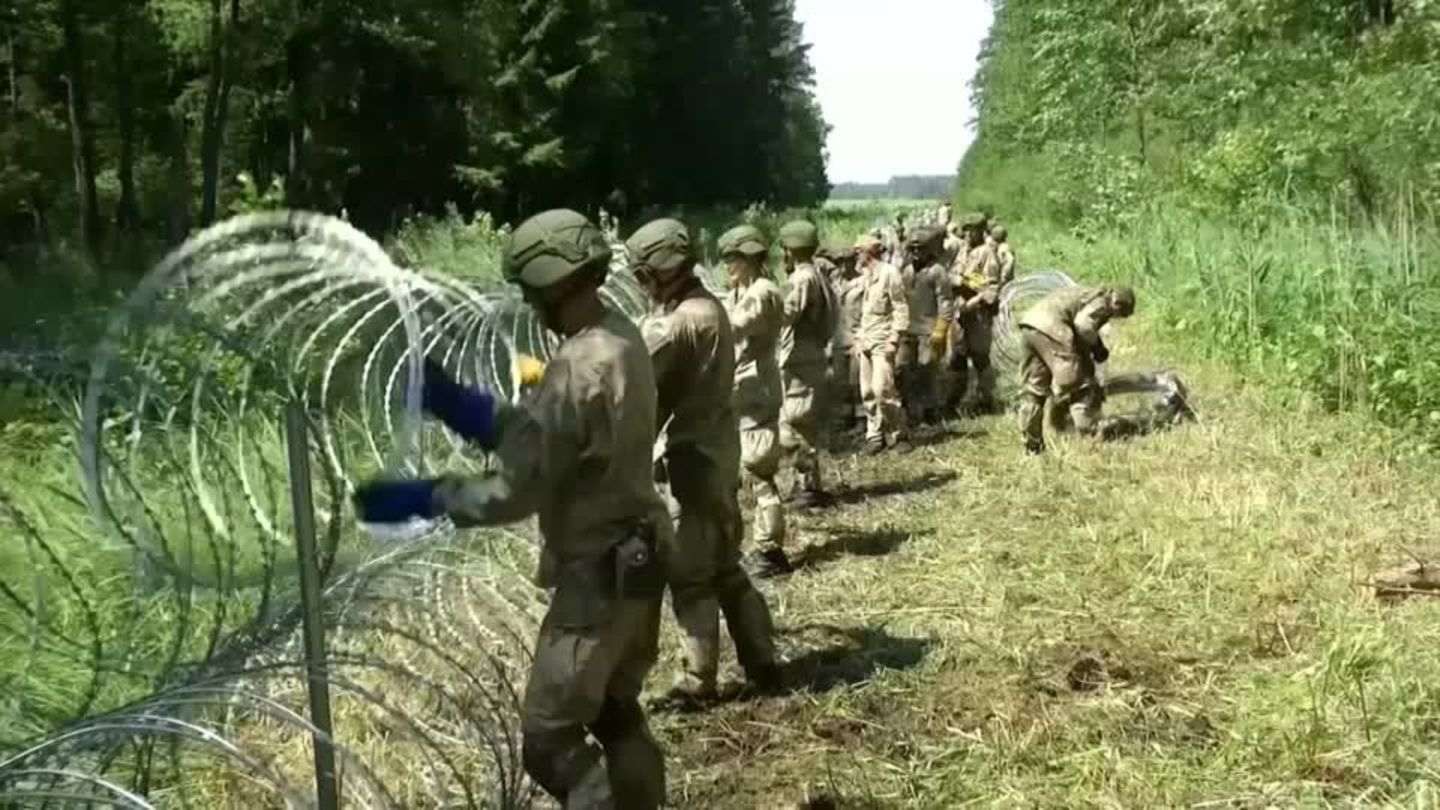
[6,204,1440,806]
[650,314,1440,808]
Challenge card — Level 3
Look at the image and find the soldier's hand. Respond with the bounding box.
[1092,340,1111,364]
[515,354,546,387]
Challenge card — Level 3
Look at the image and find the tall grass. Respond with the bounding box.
[1009,203,1440,451]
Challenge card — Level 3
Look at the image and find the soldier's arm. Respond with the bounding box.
[433,360,582,527]
[782,269,812,326]
[728,288,763,338]
[934,266,955,320]
[886,267,909,351]
[1071,301,1109,348]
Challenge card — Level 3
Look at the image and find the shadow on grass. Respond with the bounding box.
[777,623,934,695]
[831,471,957,504]
[794,526,927,570]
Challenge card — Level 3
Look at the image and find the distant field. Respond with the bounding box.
[823,197,942,210]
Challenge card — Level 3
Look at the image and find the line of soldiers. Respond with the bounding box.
[820,208,1018,457]
[351,207,1153,808]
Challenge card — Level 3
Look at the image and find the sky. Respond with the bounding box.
[793,0,994,184]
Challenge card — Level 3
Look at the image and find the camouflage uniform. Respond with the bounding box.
[856,236,910,450]
[948,213,1005,410]
[630,219,779,699]
[778,221,836,501]
[898,225,955,425]
[1016,285,1134,453]
[422,211,667,808]
[719,227,787,562]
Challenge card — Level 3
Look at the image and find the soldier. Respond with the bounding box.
[991,224,1016,281]
[1017,284,1136,454]
[777,220,837,508]
[822,243,864,436]
[717,224,791,579]
[627,218,782,703]
[854,232,911,455]
[948,212,1005,413]
[898,224,955,427]
[353,210,667,808]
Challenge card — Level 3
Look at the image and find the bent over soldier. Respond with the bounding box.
[718,224,792,578]
[627,218,782,703]
[1017,284,1136,454]
[354,210,667,808]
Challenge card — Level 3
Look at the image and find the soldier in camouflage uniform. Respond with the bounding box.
[855,232,911,455]
[1017,284,1136,454]
[898,224,955,427]
[823,243,864,437]
[990,224,1016,282]
[355,210,667,808]
[717,224,791,579]
[948,212,1007,413]
[777,220,837,508]
[627,218,781,704]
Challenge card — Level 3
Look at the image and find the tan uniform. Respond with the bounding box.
[898,260,954,421]
[830,274,865,429]
[778,261,834,495]
[433,308,666,807]
[644,280,777,694]
[724,276,786,553]
[857,259,909,447]
[997,241,1016,283]
[1016,286,1109,450]
[948,240,1004,407]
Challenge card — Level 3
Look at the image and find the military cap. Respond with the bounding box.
[717,224,769,257]
[1107,285,1137,317]
[905,223,946,247]
[626,218,693,273]
[503,209,612,288]
[778,220,820,250]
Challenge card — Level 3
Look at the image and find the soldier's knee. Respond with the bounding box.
[522,726,600,797]
[590,695,645,745]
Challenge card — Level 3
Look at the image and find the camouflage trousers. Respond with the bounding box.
[740,420,785,552]
[949,308,997,408]
[662,447,778,694]
[858,342,906,447]
[780,362,828,493]
[897,333,943,422]
[1017,326,1101,452]
[523,584,665,808]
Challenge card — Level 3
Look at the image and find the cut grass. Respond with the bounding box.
[650,316,1440,808]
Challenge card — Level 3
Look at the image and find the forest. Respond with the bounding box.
[0,0,830,263]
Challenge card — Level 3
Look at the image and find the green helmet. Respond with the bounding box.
[626,218,693,273]
[960,212,988,229]
[503,209,612,288]
[717,224,769,258]
[1107,285,1136,317]
[778,220,820,250]
[905,223,945,248]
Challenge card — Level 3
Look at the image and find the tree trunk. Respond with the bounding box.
[60,0,102,258]
[166,94,192,243]
[113,0,140,233]
[285,2,313,208]
[199,0,239,226]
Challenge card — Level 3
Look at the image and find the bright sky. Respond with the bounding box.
[794,0,994,184]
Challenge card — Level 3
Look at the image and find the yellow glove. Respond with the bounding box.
[929,318,950,355]
[516,354,546,387]
[961,268,988,291]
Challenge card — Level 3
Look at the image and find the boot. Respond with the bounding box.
[745,547,794,579]
[564,762,615,810]
[862,441,885,457]
[601,729,665,810]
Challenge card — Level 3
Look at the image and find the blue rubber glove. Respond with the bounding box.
[353,479,440,524]
[422,357,499,448]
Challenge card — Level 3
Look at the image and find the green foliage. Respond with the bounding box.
[962,0,1440,224]
[0,0,832,252]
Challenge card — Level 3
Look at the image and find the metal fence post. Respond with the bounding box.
[285,400,341,810]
